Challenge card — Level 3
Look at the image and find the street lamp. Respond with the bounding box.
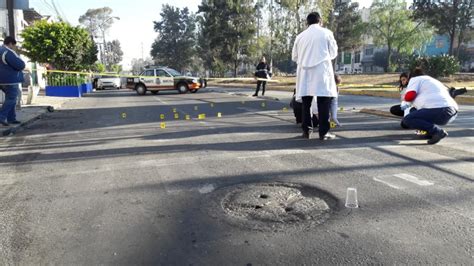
[99,16,120,69]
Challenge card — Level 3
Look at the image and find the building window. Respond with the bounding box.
[365,48,373,56]
[344,53,352,64]
[355,51,361,63]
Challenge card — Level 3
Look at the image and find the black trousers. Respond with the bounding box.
[255,81,266,95]
[302,96,332,137]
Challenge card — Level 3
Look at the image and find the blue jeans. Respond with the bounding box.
[402,107,457,135]
[0,84,19,122]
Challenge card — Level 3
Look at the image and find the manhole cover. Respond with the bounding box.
[214,182,338,230]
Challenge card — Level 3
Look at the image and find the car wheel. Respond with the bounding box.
[151,91,159,95]
[190,89,198,93]
[136,84,147,95]
[177,83,189,94]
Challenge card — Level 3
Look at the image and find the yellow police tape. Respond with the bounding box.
[45,70,472,90]
[45,69,278,83]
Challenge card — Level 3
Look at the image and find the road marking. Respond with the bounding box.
[237,149,306,159]
[373,177,402,189]
[374,173,434,190]
[393,173,434,186]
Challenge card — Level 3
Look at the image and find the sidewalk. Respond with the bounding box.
[1,91,72,136]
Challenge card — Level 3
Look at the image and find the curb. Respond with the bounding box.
[207,87,280,101]
[1,107,48,136]
[359,108,399,119]
[340,90,474,105]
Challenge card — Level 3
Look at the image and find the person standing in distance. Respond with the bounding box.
[253,56,271,97]
[292,12,338,140]
[0,36,25,126]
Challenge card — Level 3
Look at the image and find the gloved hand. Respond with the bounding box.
[400,101,411,111]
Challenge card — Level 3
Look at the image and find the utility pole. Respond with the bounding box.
[7,0,15,37]
[269,0,273,72]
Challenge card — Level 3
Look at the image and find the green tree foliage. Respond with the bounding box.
[369,0,434,72]
[197,0,256,77]
[328,1,366,69]
[78,7,115,38]
[131,58,155,75]
[105,40,123,67]
[409,54,460,77]
[151,5,196,72]
[412,0,474,57]
[21,21,97,71]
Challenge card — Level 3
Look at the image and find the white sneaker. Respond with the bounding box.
[320,133,336,140]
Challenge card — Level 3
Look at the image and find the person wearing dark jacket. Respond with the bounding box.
[0,36,25,126]
[253,56,271,96]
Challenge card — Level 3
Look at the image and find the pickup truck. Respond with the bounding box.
[126,67,207,95]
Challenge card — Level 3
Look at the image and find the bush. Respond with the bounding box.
[409,55,460,77]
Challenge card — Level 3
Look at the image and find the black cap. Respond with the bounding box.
[3,36,17,45]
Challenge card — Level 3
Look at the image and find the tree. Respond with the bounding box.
[78,7,115,38]
[131,58,155,75]
[104,40,123,67]
[21,20,97,71]
[151,5,196,72]
[198,0,256,77]
[328,1,366,70]
[369,0,433,72]
[412,0,474,58]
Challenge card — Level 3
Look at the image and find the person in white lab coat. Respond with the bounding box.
[292,12,338,140]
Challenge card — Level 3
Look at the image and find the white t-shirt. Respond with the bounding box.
[406,75,458,110]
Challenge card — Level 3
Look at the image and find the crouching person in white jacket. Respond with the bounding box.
[402,68,459,145]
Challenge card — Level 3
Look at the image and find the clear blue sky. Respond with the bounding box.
[30,0,375,70]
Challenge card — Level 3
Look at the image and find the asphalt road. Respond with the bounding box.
[0,87,473,265]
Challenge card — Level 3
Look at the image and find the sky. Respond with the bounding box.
[30,0,374,70]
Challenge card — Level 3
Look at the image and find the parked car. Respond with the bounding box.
[94,74,121,90]
[126,67,207,95]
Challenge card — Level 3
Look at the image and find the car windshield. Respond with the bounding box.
[164,68,182,77]
[101,75,117,79]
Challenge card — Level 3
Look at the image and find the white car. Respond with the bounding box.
[96,75,121,90]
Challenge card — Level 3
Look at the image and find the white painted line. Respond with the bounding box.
[238,154,271,159]
[393,173,434,186]
[373,177,402,190]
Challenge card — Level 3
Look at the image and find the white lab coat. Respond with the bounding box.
[292,24,338,99]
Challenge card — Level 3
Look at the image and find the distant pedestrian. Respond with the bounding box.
[253,56,271,97]
[292,12,338,140]
[401,68,459,144]
[0,36,25,126]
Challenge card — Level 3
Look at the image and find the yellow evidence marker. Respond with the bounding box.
[339,107,344,111]
[217,112,222,118]
[160,114,165,120]
[174,113,179,119]
[282,107,288,112]
[185,115,191,120]
[198,114,206,120]
[121,112,127,119]
[330,121,337,128]
[172,108,177,113]
[160,122,166,129]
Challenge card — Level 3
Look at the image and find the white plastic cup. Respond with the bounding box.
[345,187,359,208]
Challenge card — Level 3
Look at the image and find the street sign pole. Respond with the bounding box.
[7,0,14,37]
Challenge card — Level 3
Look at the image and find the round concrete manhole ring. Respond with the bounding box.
[216,182,338,230]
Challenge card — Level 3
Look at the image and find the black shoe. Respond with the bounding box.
[401,121,409,129]
[8,120,21,124]
[302,131,312,139]
[319,133,336,140]
[453,88,467,98]
[427,130,448,145]
[252,94,258,97]
[0,120,9,126]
